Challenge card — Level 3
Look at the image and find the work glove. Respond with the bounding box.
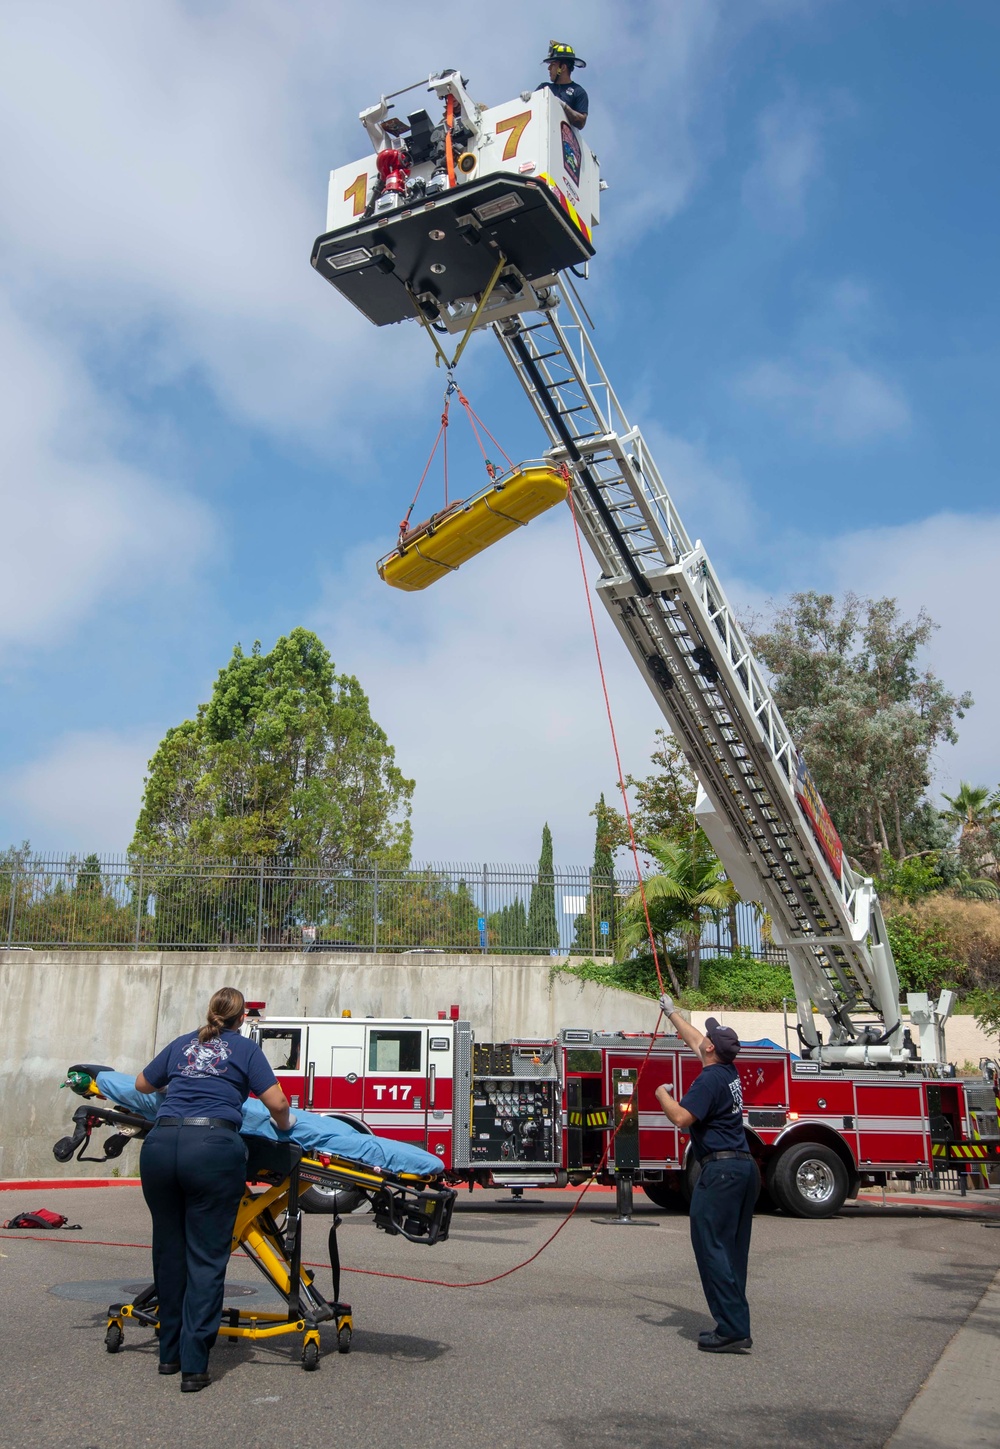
[659,993,676,1016]
[520,90,533,102]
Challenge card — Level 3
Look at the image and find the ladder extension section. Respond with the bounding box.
[493,290,905,1062]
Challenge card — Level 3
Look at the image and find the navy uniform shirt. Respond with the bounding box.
[680,1062,748,1159]
[142,1029,277,1127]
[537,79,589,122]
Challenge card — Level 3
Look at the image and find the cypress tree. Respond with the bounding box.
[526,823,559,953]
[572,795,617,953]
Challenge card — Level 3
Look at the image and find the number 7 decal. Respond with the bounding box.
[496,111,532,162]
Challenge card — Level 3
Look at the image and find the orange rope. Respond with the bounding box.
[456,388,516,474]
[400,396,450,539]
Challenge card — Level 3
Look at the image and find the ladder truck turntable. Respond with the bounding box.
[296,70,1000,1216]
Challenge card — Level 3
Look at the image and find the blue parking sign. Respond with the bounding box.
[599,920,610,936]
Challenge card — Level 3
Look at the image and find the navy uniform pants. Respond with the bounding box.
[140,1123,247,1373]
[688,1156,757,1341]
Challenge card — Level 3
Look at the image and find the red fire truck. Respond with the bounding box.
[301,70,1000,1223]
[245,1007,1000,1219]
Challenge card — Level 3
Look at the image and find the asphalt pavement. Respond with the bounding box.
[1,1184,997,1449]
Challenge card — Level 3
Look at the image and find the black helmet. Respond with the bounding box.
[542,40,586,71]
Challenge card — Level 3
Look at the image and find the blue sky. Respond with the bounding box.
[1,0,997,864]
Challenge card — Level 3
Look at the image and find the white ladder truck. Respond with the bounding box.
[311,69,955,1071]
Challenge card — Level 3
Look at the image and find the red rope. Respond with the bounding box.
[400,399,450,539]
[442,396,450,507]
[456,389,516,474]
[565,486,667,996]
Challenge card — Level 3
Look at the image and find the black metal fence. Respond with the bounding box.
[0,854,779,958]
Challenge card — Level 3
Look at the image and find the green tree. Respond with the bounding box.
[940,783,999,880]
[131,628,413,867]
[750,592,972,872]
[617,835,738,992]
[526,823,559,953]
[605,732,698,849]
[571,794,618,954]
[488,898,529,953]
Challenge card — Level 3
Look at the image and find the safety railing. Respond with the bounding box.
[0,854,780,958]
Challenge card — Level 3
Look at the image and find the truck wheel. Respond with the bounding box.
[641,1180,686,1212]
[299,1114,372,1216]
[300,1184,367,1215]
[769,1142,848,1218]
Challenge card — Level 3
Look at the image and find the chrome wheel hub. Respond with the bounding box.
[794,1158,836,1204]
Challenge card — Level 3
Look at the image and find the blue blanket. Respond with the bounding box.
[94,1070,443,1179]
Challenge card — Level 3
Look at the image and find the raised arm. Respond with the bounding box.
[659,993,707,1057]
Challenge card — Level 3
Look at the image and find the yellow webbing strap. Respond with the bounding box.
[407,251,508,370]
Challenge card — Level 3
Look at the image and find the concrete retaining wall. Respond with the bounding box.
[1,950,995,1179]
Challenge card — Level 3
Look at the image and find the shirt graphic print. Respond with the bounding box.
[179,1036,233,1077]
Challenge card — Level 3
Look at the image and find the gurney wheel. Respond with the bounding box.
[301,1340,320,1372]
[105,1323,124,1354]
[337,1324,352,1355]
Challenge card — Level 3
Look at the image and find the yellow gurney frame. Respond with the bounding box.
[57,1102,456,1372]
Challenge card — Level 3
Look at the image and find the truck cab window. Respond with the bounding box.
[258,1029,302,1072]
[369,1030,422,1073]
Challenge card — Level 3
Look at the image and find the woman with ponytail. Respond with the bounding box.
[135,987,291,1392]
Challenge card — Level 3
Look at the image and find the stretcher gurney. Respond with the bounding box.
[54,1068,457,1371]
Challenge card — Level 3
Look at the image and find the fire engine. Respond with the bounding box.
[242,1005,1000,1220]
[302,69,1000,1217]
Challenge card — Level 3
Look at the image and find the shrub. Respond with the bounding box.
[683,952,795,1011]
[884,914,965,996]
[886,895,1000,994]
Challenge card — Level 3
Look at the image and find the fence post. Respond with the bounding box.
[482,863,488,954]
[589,867,595,956]
[6,865,18,946]
[134,862,144,951]
[256,860,265,952]
[372,864,379,954]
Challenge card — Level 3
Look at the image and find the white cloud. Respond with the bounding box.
[310,507,665,864]
[738,353,910,442]
[742,96,822,229]
[736,273,910,444]
[0,298,212,652]
[2,728,160,853]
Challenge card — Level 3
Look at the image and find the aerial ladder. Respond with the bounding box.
[311,69,955,1068]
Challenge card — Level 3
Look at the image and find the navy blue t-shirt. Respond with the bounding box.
[537,79,589,119]
[142,1029,277,1127]
[680,1062,747,1160]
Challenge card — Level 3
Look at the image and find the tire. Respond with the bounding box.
[337,1324,353,1355]
[641,1180,686,1212]
[769,1142,849,1218]
[105,1322,124,1353]
[301,1340,320,1371]
[299,1114,372,1216]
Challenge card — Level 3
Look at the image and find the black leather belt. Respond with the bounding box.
[701,1150,752,1164]
[156,1117,239,1131]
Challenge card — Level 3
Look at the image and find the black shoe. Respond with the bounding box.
[697,1332,752,1354]
[158,1362,181,1375]
[698,1330,719,1343]
[181,1373,211,1392]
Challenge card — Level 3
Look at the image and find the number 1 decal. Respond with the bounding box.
[496,111,531,162]
[343,173,368,217]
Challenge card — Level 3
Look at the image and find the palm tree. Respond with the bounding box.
[618,835,738,992]
[940,783,999,881]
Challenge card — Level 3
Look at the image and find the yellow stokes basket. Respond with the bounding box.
[378,463,568,591]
